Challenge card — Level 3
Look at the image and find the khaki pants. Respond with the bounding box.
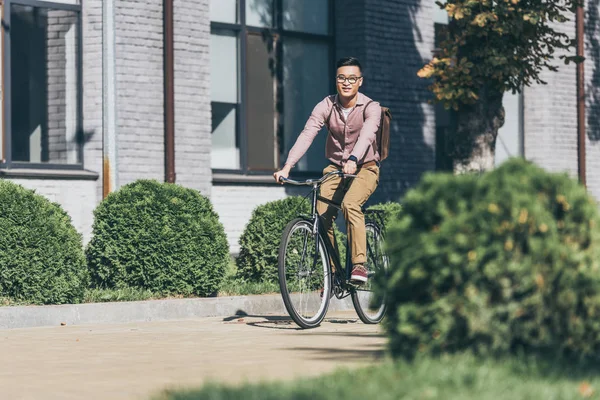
[317,163,380,266]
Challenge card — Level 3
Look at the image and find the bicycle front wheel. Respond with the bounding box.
[351,222,388,324]
[278,218,331,329]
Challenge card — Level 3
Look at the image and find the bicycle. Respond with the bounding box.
[278,170,389,329]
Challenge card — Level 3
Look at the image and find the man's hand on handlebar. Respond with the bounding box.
[273,165,291,184]
[343,160,357,175]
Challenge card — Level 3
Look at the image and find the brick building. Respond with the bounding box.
[0,0,598,254]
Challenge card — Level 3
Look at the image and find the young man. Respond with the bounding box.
[273,57,382,284]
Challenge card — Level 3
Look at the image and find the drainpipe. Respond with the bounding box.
[576,1,586,188]
[164,0,176,183]
[102,0,119,197]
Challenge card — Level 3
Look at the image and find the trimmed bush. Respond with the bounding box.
[380,158,600,360]
[0,181,87,304]
[366,201,402,230]
[86,180,229,297]
[236,196,347,283]
[236,196,309,283]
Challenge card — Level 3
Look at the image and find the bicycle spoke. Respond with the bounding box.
[279,219,330,328]
[352,223,388,324]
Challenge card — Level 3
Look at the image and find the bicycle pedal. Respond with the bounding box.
[319,288,334,300]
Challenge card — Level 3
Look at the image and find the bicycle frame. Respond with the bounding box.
[279,170,390,326]
[282,170,386,299]
[303,180,358,298]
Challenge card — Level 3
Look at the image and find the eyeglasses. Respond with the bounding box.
[336,75,362,85]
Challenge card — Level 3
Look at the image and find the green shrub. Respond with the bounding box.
[236,196,347,283]
[0,181,87,304]
[86,180,229,297]
[367,201,402,230]
[236,196,309,283]
[379,158,600,360]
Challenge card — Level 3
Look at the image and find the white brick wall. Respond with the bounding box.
[82,0,103,202]
[523,2,600,201]
[115,0,165,185]
[7,179,97,244]
[586,0,600,200]
[212,184,308,254]
[174,0,212,196]
[523,13,578,177]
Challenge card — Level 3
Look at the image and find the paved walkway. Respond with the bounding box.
[0,311,386,400]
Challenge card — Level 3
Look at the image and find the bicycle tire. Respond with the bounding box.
[351,222,388,324]
[278,218,331,329]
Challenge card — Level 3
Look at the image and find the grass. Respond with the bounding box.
[217,256,280,296]
[0,297,32,307]
[218,278,280,296]
[155,352,600,400]
[83,287,160,303]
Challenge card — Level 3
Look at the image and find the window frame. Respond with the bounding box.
[210,0,335,178]
[1,0,84,170]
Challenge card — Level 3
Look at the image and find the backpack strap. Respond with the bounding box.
[363,100,375,120]
[325,95,336,127]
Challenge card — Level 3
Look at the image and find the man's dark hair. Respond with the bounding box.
[336,57,362,72]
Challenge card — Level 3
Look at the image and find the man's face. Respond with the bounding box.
[335,66,363,98]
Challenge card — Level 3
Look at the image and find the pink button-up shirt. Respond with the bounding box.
[285,92,382,168]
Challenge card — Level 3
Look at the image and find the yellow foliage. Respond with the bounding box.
[518,209,529,224]
[468,251,477,262]
[417,64,435,79]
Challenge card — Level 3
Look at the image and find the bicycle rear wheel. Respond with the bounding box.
[278,218,331,329]
[351,222,388,324]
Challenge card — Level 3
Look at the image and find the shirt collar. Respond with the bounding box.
[334,92,366,108]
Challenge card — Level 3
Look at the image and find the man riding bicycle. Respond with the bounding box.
[273,57,382,286]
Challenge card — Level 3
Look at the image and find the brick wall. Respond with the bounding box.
[173,0,212,196]
[523,2,600,201]
[212,184,308,254]
[335,0,436,204]
[586,0,600,200]
[82,0,104,202]
[523,14,578,176]
[115,0,165,185]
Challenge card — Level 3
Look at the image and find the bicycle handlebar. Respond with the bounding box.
[279,170,356,186]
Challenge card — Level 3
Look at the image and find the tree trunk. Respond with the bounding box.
[450,85,506,174]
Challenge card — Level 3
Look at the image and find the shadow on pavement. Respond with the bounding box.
[222,310,371,331]
[292,331,386,339]
[222,310,299,329]
[284,346,386,362]
[246,320,301,330]
[222,310,291,322]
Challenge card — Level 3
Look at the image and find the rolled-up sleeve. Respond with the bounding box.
[285,98,329,168]
[351,102,381,161]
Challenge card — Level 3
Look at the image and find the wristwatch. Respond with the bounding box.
[347,155,358,163]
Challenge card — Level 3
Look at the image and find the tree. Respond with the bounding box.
[419,0,583,172]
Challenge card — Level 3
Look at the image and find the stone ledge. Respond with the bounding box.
[0,294,354,330]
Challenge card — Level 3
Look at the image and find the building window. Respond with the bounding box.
[210,0,333,174]
[2,0,83,168]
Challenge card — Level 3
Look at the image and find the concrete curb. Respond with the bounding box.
[0,294,355,330]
